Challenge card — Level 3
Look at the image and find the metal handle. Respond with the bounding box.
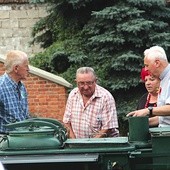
[5,118,68,143]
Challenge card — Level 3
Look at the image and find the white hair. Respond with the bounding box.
[144,45,168,62]
[76,67,97,78]
[4,50,28,73]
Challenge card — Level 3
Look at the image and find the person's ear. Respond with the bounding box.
[154,59,160,68]
[14,65,19,72]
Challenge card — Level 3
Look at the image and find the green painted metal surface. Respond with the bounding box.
[0,118,67,151]
[150,127,170,170]
[1,118,170,170]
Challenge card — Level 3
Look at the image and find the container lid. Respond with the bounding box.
[65,137,130,148]
[149,127,170,136]
[8,126,55,135]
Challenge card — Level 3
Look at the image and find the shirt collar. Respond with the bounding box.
[160,64,170,80]
[93,84,102,98]
[77,84,102,99]
[4,73,20,88]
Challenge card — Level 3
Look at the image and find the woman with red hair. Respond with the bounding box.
[137,68,160,127]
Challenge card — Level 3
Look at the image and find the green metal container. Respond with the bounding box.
[127,117,152,170]
[0,119,135,170]
[128,116,150,146]
[150,127,170,170]
[65,137,135,170]
[0,118,67,151]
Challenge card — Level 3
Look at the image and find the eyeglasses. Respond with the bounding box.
[77,81,95,87]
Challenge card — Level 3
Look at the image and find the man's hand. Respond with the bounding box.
[64,123,76,139]
[127,108,149,117]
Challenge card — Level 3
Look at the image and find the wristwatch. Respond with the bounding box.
[148,106,153,116]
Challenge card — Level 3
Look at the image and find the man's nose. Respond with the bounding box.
[83,84,89,89]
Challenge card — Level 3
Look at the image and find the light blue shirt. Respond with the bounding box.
[158,64,170,126]
[0,73,30,133]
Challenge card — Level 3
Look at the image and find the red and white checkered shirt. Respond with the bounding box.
[63,85,119,138]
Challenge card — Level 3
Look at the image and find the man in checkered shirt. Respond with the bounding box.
[0,50,30,133]
[63,67,119,138]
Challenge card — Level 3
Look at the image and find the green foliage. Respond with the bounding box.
[30,0,170,134]
[29,42,67,72]
[127,0,166,7]
[29,0,46,3]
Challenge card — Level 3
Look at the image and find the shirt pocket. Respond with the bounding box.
[88,114,102,132]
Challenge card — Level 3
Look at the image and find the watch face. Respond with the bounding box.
[148,106,153,116]
[148,106,153,110]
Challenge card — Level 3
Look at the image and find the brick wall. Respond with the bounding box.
[0,2,73,123]
[0,3,47,57]
[0,61,72,122]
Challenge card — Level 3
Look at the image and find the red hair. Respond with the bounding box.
[140,68,150,81]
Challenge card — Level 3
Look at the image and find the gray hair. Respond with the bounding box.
[76,67,97,79]
[144,45,168,62]
[4,50,28,73]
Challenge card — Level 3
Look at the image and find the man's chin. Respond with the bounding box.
[21,77,27,81]
[83,93,93,98]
